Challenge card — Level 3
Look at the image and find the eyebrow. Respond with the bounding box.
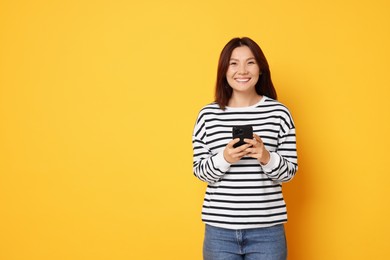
[229,57,256,61]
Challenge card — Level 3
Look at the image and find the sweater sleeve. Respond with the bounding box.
[261,111,298,183]
[192,111,231,184]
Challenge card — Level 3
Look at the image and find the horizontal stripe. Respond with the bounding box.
[202,211,286,218]
[206,191,282,197]
[204,197,284,204]
[202,218,288,226]
[203,204,286,211]
[192,96,297,229]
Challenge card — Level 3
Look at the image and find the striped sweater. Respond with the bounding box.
[192,96,298,230]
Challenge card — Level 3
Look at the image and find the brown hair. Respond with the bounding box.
[215,37,277,110]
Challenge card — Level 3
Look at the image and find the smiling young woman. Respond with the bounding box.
[226,46,262,107]
[192,37,298,260]
[215,37,277,110]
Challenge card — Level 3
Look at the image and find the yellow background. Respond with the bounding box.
[1,0,389,259]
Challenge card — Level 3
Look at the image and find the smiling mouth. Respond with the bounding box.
[235,78,251,83]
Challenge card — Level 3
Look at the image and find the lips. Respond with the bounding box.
[235,78,251,83]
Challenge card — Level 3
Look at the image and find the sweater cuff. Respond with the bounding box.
[213,151,231,172]
[261,152,280,172]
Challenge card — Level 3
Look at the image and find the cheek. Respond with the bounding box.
[252,75,260,84]
[226,68,235,77]
[251,69,260,80]
[226,76,235,86]
[252,66,260,75]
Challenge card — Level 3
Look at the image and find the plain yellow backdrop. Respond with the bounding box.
[1,0,389,259]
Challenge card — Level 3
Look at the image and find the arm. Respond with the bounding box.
[192,110,255,184]
[244,111,298,183]
[261,126,298,183]
[192,118,230,184]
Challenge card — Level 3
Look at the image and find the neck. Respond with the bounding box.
[228,93,262,107]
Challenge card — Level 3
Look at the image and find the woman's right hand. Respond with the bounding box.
[223,138,252,164]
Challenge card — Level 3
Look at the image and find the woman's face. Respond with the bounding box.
[226,46,260,94]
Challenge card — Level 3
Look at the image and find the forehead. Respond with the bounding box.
[230,46,255,59]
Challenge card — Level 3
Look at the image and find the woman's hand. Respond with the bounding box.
[223,138,251,164]
[244,134,271,165]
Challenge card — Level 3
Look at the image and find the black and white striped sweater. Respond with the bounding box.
[192,96,298,229]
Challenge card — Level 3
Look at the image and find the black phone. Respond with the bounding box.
[232,125,253,148]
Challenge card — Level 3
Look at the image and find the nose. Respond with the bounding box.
[237,64,248,74]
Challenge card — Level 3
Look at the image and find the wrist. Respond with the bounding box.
[259,150,270,165]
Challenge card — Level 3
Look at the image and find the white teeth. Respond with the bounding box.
[236,78,250,82]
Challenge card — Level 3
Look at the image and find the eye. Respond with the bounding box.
[229,61,237,66]
[248,60,256,65]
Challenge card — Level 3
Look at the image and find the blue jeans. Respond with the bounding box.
[203,224,287,260]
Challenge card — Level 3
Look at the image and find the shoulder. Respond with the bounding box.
[198,102,221,113]
[262,96,290,111]
[262,96,292,115]
[195,102,221,123]
[262,96,295,127]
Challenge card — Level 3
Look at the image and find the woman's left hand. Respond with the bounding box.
[244,134,271,165]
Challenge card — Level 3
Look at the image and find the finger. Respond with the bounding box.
[234,150,249,158]
[245,147,259,155]
[246,153,261,160]
[228,138,240,148]
[245,146,263,156]
[229,148,248,159]
[253,134,261,141]
[243,138,256,146]
[253,134,263,144]
[234,143,252,152]
[238,148,253,157]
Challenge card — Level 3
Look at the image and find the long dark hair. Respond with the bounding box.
[215,37,277,110]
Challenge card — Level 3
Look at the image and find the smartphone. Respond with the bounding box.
[232,125,253,148]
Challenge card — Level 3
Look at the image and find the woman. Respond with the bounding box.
[192,37,298,260]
